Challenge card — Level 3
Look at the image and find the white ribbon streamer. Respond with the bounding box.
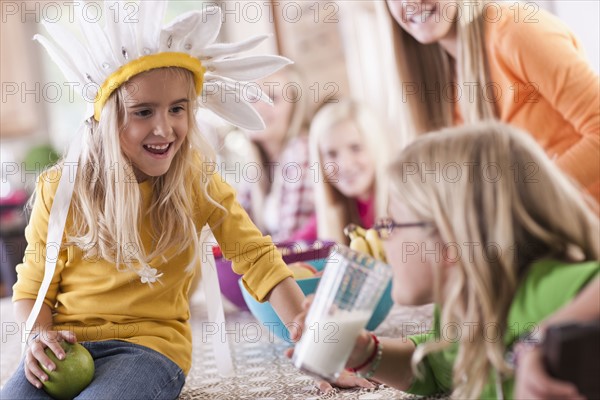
[22,125,84,354]
[199,226,235,377]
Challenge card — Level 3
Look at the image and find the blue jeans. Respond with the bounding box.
[0,340,186,400]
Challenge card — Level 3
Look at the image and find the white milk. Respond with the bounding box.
[293,310,371,380]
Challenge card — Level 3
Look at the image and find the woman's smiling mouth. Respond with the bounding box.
[143,142,173,156]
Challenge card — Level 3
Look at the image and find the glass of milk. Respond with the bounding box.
[292,245,392,381]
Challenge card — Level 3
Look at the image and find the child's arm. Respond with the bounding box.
[376,337,417,390]
[14,299,77,389]
[514,276,599,399]
[265,276,305,330]
[350,333,417,390]
[14,299,53,335]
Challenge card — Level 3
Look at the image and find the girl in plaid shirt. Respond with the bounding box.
[238,66,314,243]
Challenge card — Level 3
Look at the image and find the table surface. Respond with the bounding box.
[178,301,439,400]
[1,297,443,399]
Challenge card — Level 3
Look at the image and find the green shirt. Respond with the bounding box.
[407,259,599,399]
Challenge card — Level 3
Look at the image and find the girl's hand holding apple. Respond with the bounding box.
[24,330,77,389]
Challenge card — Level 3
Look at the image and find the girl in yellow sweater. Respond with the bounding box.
[0,3,310,399]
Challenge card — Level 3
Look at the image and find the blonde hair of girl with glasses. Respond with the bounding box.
[293,121,598,399]
[381,0,600,202]
[290,100,391,244]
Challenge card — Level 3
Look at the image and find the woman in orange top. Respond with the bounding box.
[382,0,599,202]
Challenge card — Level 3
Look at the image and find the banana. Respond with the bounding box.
[354,225,368,238]
[344,223,387,262]
[365,228,387,262]
[343,223,366,239]
[346,224,371,255]
[349,234,370,255]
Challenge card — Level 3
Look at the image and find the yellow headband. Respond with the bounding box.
[93,52,205,121]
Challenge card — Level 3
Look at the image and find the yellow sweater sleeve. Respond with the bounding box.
[203,172,293,302]
[494,7,600,188]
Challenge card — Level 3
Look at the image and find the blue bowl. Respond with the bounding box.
[216,241,333,310]
[239,249,394,343]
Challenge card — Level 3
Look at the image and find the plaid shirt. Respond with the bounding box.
[239,136,315,243]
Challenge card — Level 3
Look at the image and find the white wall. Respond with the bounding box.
[544,0,600,73]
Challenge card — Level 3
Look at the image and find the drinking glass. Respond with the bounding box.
[292,245,392,381]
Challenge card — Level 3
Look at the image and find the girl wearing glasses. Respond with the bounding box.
[293,122,598,398]
[289,100,391,244]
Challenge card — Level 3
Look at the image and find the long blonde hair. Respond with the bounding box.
[382,0,496,143]
[389,122,599,399]
[67,67,223,278]
[310,100,391,243]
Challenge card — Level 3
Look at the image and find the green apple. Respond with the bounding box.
[40,341,95,400]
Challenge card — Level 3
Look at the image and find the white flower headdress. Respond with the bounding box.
[35,0,288,128]
[25,1,289,373]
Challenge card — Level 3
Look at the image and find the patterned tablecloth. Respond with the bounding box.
[178,302,440,400]
[0,297,445,399]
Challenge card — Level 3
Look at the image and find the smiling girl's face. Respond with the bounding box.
[386,0,459,45]
[119,68,191,182]
[319,120,376,201]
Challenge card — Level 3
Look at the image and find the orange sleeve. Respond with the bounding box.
[496,9,600,187]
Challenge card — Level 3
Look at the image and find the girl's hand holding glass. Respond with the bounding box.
[287,296,376,392]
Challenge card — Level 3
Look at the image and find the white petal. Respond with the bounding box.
[84,103,95,120]
[205,73,272,104]
[103,1,123,62]
[240,84,272,105]
[77,3,119,72]
[159,10,201,52]
[104,1,137,63]
[116,2,139,61]
[200,34,269,60]
[206,55,292,81]
[41,20,103,84]
[34,34,83,84]
[187,7,222,55]
[201,83,265,130]
[136,0,167,55]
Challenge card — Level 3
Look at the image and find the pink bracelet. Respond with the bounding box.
[347,333,379,373]
[509,330,544,368]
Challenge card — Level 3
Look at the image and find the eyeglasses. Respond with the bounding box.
[373,218,430,240]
